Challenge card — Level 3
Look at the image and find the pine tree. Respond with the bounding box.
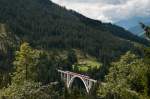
[12,42,41,84]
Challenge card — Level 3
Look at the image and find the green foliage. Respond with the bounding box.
[0,2,148,96]
[12,42,59,84]
[0,0,147,66]
[97,51,149,99]
[0,70,10,89]
[0,23,18,69]
[0,81,59,99]
[12,42,41,84]
[140,22,150,38]
[0,0,149,98]
[62,49,78,71]
[67,49,78,65]
[140,23,150,96]
[0,23,18,88]
[0,23,18,55]
[0,43,60,99]
[144,48,150,96]
[73,59,101,73]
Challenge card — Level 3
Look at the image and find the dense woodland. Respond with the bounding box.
[0,0,150,99]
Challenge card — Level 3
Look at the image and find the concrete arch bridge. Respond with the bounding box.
[57,69,97,93]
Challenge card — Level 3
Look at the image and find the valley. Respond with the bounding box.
[0,0,150,99]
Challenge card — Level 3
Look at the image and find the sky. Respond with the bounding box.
[51,0,150,23]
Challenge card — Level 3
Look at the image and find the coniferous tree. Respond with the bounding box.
[12,42,42,84]
[67,50,78,65]
[65,49,78,71]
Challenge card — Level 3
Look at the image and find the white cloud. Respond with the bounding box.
[51,0,150,23]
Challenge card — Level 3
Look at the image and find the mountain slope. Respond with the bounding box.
[0,0,148,64]
[73,12,148,43]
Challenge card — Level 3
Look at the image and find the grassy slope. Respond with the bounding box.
[74,50,102,72]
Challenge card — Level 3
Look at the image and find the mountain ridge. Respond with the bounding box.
[0,0,148,65]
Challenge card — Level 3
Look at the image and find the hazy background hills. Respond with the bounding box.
[116,16,150,37]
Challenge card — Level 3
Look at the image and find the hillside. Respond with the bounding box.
[72,12,148,44]
[0,23,19,70]
[0,0,148,61]
[0,0,150,99]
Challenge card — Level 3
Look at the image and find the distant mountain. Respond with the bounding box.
[128,21,150,37]
[116,17,150,36]
[116,17,150,29]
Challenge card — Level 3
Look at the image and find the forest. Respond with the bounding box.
[0,0,150,99]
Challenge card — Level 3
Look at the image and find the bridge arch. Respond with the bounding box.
[57,69,97,93]
[68,75,89,93]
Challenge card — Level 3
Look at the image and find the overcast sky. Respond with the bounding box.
[51,0,150,23]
